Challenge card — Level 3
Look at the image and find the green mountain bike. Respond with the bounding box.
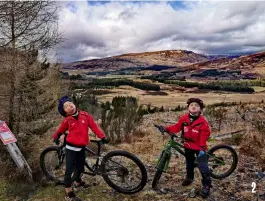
[152,124,238,189]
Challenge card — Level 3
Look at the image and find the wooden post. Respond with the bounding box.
[6,143,32,179]
[0,120,32,180]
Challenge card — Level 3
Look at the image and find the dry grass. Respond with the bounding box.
[253,66,265,75]
[253,86,265,92]
[1,105,265,200]
[240,131,265,163]
[96,85,265,108]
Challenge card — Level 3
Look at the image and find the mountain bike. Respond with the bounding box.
[40,136,147,194]
[152,124,238,189]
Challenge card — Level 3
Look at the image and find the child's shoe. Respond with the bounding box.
[65,191,82,201]
[181,177,193,186]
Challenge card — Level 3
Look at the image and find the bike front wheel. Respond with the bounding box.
[40,146,66,184]
[100,150,147,194]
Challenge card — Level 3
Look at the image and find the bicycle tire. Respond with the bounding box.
[207,144,238,179]
[40,146,91,184]
[40,146,63,183]
[152,151,169,189]
[100,150,147,194]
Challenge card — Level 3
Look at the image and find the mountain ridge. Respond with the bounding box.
[62,49,265,75]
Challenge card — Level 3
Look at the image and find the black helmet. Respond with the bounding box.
[187,98,204,109]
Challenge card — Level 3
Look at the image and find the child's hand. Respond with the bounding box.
[157,125,167,133]
[53,138,60,145]
[100,137,109,144]
[59,134,65,144]
[198,150,205,157]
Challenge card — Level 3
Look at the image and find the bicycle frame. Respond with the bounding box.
[83,139,105,175]
[56,139,104,176]
[84,144,102,175]
[156,136,185,172]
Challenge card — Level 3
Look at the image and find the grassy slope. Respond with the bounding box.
[0,181,10,201]
[1,110,264,201]
[23,112,264,201]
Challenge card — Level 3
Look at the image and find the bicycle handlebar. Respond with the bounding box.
[58,133,104,146]
[90,139,103,145]
[153,124,182,139]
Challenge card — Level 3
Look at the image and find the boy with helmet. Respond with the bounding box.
[159,98,212,198]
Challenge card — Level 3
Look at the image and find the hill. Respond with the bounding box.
[62,49,265,78]
[187,51,265,75]
[62,50,211,71]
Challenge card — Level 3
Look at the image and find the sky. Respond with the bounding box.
[54,1,265,63]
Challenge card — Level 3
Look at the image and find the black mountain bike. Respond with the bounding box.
[40,137,147,194]
[152,124,238,189]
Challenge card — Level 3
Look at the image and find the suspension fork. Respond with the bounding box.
[163,151,172,172]
[156,148,172,172]
[58,147,65,164]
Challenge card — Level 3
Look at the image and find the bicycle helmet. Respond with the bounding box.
[58,96,71,116]
[187,98,204,109]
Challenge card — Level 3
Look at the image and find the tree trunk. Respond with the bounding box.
[16,93,22,133]
[8,2,16,131]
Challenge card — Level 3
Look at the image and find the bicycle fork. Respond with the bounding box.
[156,150,172,172]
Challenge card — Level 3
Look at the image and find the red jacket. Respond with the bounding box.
[53,110,105,147]
[165,113,210,151]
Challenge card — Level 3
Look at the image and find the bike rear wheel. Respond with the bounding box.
[207,144,238,179]
[152,151,169,189]
[100,150,147,194]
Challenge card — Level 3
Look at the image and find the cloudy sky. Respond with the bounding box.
[55,1,265,63]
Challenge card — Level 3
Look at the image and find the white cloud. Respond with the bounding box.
[55,1,265,63]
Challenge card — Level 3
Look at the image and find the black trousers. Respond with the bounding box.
[64,148,86,188]
[184,148,212,187]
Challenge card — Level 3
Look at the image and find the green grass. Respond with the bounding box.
[0,180,10,201]
[0,179,42,201]
[28,182,134,201]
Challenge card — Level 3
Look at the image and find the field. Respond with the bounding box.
[95,85,265,108]
[64,68,265,109]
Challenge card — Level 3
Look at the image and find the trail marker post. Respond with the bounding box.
[0,120,32,180]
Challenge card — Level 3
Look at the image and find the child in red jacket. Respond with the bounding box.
[53,96,108,201]
[161,98,212,198]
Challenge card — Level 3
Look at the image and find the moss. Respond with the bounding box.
[0,180,14,201]
[28,183,132,201]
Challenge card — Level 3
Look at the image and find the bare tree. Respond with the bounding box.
[0,1,60,50]
[0,1,62,131]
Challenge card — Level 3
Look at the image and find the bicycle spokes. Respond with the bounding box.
[103,156,142,190]
[208,149,233,175]
[44,149,66,180]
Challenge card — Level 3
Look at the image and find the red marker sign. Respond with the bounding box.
[0,121,17,145]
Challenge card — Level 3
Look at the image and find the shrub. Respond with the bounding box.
[100,96,144,143]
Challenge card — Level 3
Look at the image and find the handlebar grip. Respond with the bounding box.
[154,124,181,138]
[154,124,160,129]
[154,124,168,135]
